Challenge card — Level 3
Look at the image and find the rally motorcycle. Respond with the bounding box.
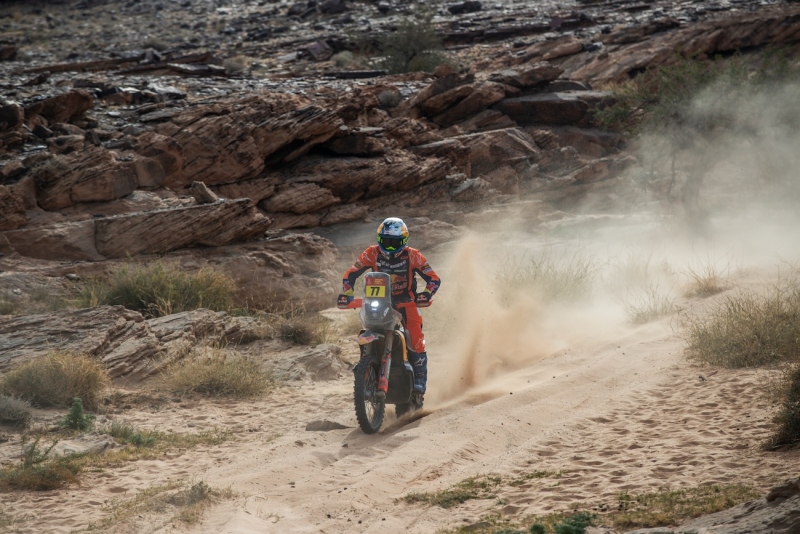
[344,272,428,434]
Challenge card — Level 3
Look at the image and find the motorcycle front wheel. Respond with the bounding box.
[354,357,385,434]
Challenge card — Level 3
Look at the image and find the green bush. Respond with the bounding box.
[80,262,235,318]
[60,397,95,431]
[379,10,447,74]
[0,352,110,410]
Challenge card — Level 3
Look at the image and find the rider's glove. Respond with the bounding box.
[337,292,354,309]
[414,290,432,307]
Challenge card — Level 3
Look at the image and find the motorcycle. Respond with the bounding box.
[342,272,429,434]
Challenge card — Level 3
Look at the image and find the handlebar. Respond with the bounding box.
[344,298,431,310]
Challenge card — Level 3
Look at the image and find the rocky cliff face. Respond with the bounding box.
[0,0,798,316]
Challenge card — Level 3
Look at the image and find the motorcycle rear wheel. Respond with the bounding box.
[354,357,385,434]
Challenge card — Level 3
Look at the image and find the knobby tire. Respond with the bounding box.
[354,357,385,434]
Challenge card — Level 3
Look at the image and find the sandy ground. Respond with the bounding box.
[0,304,794,534]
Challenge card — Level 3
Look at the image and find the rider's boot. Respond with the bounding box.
[408,350,428,396]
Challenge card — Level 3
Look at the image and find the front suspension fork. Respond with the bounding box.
[377,332,393,397]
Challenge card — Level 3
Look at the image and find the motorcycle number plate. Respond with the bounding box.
[366,284,386,297]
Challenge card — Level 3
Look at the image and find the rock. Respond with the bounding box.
[0,186,28,231]
[60,190,166,218]
[544,126,623,158]
[24,90,94,126]
[134,132,185,185]
[546,80,593,92]
[304,40,334,61]
[49,435,117,458]
[622,478,800,534]
[320,204,369,226]
[32,147,139,211]
[492,91,613,127]
[488,63,564,89]
[451,177,491,201]
[542,39,584,61]
[450,109,516,134]
[189,181,219,204]
[187,234,338,312]
[0,306,265,380]
[432,82,507,127]
[261,183,340,214]
[324,128,386,156]
[158,94,342,188]
[94,199,272,258]
[0,46,17,61]
[319,0,347,14]
[419,84,475,117]
[448,1,482,15]
[0,103,24,131]
[1,160,28,183]
[214,178,277,203]
[291,344,348,380]
[305,420,351,431]
[455,128,541,177]
[3,220,104,261]
[408,139,471,176]
[267,153,453,204]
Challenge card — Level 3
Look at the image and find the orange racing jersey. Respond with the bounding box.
[342,245,441,303]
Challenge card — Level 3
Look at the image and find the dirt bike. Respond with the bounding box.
[343,272,429,434]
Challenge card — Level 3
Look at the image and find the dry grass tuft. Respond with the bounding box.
[684,264,730,298]
[0,352,110,410]
[0,438,81,492]
[495,249,598,303]
[87,479,234,531]
[0,395,32,427]
[80,262,235,318]
[159,347,272,397]
[769,363,800,449]
[623,284,677,324]
[402,475,503,509]
[681,285,800,368]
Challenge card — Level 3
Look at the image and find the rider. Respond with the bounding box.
[338,217,441,396]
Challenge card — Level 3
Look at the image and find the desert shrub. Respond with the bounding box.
[223,55,250,74]
[159,348,271,397]
[0,352,109,410]
[495,250,597,303]
[332,50,356,68]
[80,262,235,318]
[60,397,95,431]
[402,475,502,508]
[684,263,730,298]
[681,286,800,367]
[770,364,800,448]
[0,395,32,427]
[623,284,677,324]
[378,89,401,108]
[0,293,18,316]
[0,438,81,492]
[379,10,447,74]
[107,420,158,447]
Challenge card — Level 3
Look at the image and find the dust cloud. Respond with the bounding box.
[422,73,800,407]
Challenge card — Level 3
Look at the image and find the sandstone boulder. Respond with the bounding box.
[32,146,138,211]
[94,198,271,258]
[488,63,564,89]
[268,153,453,204]
[213,178,277,204]
[261,183,340,214]
[493,91,613,127]
[0,103,24,131]
[3,220,103,261]
[0,306,265,381]
[275,344,348,381]
[432,82,507,127]
[156,95,343,188]
[24,90,94,126]
[456,128,541,177]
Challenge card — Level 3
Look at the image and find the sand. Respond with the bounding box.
[1,303,794,533]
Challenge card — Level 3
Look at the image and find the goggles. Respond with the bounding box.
[379,236,405,251]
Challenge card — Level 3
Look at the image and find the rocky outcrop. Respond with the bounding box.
[0,306,263,381]
[154,94,343,188]
[0,185,27,231]
[3,198,271,261]
[24,90,94,127]
[493,91,613,127]
[623,478,800,534]
[273,344,349,381]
